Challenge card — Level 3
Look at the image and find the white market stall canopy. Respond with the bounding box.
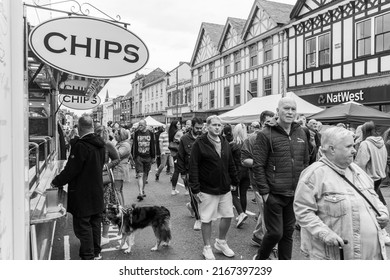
[219,92,323,124]
[134,116,164,127]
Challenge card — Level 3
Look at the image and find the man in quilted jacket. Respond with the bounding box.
[252,97,309,260]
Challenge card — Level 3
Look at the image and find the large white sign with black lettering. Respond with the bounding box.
[29,16,149,78]
[59,94,101,110]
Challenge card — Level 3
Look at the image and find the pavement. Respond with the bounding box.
[50,164,390,260]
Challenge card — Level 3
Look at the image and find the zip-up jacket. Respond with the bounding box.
[189,133,238,195]
[177,131,197,175]
[252,122,309,196]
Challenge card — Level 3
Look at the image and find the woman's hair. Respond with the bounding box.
[168,120,180,142]
[94,125,109,142]
[232,123,247,145]
[361,121,378,140]
[116,127,129,142]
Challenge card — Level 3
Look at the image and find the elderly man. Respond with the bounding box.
[294,126,389,260]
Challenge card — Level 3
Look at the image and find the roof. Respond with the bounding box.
[202,22,225,46]
[256,0,294,25]
[228,17,247,34]
[143,68,166,86]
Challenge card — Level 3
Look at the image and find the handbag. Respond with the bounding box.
[168,141,180,157]
[102,164,114,185]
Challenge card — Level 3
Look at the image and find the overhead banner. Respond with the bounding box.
[59,94,101,110]
[29,16,149,78]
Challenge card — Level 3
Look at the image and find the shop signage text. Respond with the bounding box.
[59,94,101,110]
[29,17,149,78]
[318,90,364,104]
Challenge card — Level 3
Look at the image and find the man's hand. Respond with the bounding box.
[181,174,188,184]
[262,194,269,202]
[377,214,389,229]
[230,185,237,191]
[321,231,345,247]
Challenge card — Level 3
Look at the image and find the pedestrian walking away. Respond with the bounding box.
[294,126,389,259]
[51,115,106,260]
[189,115,239,260]
[252,97,309,260]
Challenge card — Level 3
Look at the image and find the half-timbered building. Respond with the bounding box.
[190,0,294,117]
[288,0,390,111]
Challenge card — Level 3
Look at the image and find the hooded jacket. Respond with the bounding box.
[252,121,309,196]
[188,133,238,195]
[177,131,197,175]
[52,133,105,217]
[355,136,388,181]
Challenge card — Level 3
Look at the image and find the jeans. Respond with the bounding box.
[171,156,179,187]
[73,213,102,260]
[256,194,295,260]
[156,153,173,176]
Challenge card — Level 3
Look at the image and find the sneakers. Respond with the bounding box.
[193,220,202,231]
[251,235,262,247]
[236,213,248,228]
[142,191,146,197]
[202,245,215,260]
[155,174,159,181]
[186,202,195,217]
[214,239,235,257]
[101,236,110,246]
[185,190,190,196]
[268,248,278,260]
[382,228,390,246]
[137,194,143,201]
[171,189,179,196]
[94,254,102,260]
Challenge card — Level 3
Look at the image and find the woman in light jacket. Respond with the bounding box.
[112,127,131,206]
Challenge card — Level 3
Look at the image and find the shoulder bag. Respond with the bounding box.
[102,164,115,185]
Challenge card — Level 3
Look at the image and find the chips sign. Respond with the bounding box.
[59,94,101,110]
[29,16,149,78]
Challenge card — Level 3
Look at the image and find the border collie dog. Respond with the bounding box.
[105,204,172,254]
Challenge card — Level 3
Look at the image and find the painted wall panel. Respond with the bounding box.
[367,58,378,74]
[313,70,321,83]
[288,38,296,75]
[333,21,342,64]
[323,68,331,82]
[343,63,353,78]
[305,72,312,84]
[343,18,353,62]
[297,74,303,86]
[333,65,342,80]
[296,36,304,72]
[381,55,390,72]
[355,61,365,76]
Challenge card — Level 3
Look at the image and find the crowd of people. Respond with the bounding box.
[52,96,390,260]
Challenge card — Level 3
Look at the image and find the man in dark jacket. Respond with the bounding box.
[189,115,238,260]
[252,97,309,260]
[177,117,204,231]
[51,115,105,260]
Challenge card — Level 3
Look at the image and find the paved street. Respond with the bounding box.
[51,164,390,260]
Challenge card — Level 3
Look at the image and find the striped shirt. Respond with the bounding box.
[159,131,170,154]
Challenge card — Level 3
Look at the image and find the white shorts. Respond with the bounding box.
[198,191,234,223]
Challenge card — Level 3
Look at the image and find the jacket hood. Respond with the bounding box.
[80,133,105,148]
[366,136,384,149]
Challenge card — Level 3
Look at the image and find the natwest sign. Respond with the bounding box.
[29,17,149,78]
[318,90,364,104]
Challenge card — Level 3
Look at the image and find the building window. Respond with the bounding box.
[179,89,184,104]
[357,19,371,57]
[198,74,202,84]
[224,86,230,106]
[319,33,330,66]
[156,102,158,111]
[160,101,163,110]
[224,55,230,75]
[234,84,240,105]
[168,93,171,106]
[234,51,241,72]
[306,37,316,68]
[198,93,202,110]
[209,62,215,80]
[161,89,163,97]
[264,77,272,96]
[209,90,215,108]
[375,13,390,53]
[264,38,272,62]
[185,88,191,103]
[250,44,258,67]
[249,80,257,97]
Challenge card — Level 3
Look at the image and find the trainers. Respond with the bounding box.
[268,248,278,260]
[236,213,248,228]
[251,235,262,247]
[186,202,195,217]
[193,220,202,231]
[137,194,143,201]
[171,189,179,196]
[202,245,215,260]
[185,190,190,195]
[252,254,258,260]
[214,239,235,257]
[94,254,102,260]
[142,191,146,197]
[101,236,110,246]
[155,174,159,181]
